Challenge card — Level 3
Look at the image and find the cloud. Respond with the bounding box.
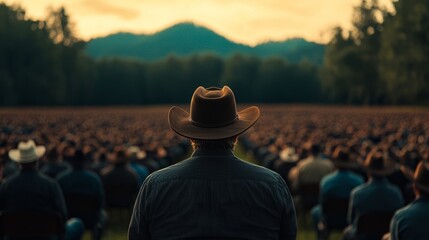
[77,0,139,20]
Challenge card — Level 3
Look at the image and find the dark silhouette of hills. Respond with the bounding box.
[86,22,325,64]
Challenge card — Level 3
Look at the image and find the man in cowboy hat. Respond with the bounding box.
[387,161,429,240]
[127,146,149,186]
[273,146,299,187]
[0,140,84,240]
[343,152,404,240]
[128,86,297,240]
[311,146,364,239]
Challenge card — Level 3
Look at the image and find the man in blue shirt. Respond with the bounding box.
[0,140,84,240]
[128,86,297,240]
[312,146,364,239]
[343,152,404,240]
[388,161,429,240]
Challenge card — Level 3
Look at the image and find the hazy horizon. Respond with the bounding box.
[3,0,393,46]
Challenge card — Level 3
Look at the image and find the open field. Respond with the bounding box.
[2,105,428,240]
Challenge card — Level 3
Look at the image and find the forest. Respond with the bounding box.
[0,0,428,106]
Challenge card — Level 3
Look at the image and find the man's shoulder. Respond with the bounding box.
[350,182,369,196]
[147,155,283,184]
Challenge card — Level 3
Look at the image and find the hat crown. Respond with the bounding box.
[190,86,238,128]
[365,154,385,170]
[364,152,395,175]
[18,140,38,158]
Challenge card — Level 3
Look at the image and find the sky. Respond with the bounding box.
[3,0,393,46]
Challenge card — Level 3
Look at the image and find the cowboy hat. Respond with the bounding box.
[127,146,147,159]
[364,152,396,176]
[279,147,299,162]
[331,146,359,169]
[168,86,260,140]
[8,140,46,163]
[414,161,429,194]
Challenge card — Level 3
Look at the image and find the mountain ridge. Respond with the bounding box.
[86,22,325,64]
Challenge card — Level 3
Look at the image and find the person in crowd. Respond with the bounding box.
[129,86,297,240]
[311,146,364,239]
[288,143,334,190]
[0,140,84,240]
[101,149,139,208]
[91,150,108,176]
[57,149,106,239]
[273,146,299,187]
[1,147,18,179]
[288,143,334,209]
[40,146,71,179]
[127,146,149,186]
[386,161,429,240]
[0,152,3,185]
[343,152,404,240]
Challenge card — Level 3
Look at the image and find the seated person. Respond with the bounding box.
[289,143,334,189]
[0,140,84,240]
[312,146,364,239]
[343,152,404,240]
[57,149,106,239]
[127,146,149,186]
[101,149,139,208]
[387,161,429,240]
[40,146,71,179]
[288,143,334,209]
[273,146,299,188]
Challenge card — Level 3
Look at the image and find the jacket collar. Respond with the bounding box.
[191,149,235,158]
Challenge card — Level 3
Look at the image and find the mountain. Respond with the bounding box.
[86,22,325,64]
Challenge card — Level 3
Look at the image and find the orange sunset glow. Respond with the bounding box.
[3,0,392,45]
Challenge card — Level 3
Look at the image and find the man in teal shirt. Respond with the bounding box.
[343,152,404,240]
[389,161,429,240]
[312,147,364,239]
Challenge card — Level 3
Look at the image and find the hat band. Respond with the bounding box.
[189,115,239,128]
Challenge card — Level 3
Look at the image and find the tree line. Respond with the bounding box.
[322,0,429,105]
[0,1,428,106]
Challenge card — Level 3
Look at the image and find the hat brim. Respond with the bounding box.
[365,162,397,176]
[168,106,260,140]
[332,160,360,169]
[8,146,45,163]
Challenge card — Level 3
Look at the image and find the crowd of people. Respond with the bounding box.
[0,108,189,239]
[241,106,429,239]
[1,105,429,239]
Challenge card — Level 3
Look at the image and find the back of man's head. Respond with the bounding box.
[20,161,38,171]
[191,137,237,151]
[46,147,59,163]
[310,144,321,156]
[71,149,86,169]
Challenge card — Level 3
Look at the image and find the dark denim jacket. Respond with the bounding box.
[128,149,297,240]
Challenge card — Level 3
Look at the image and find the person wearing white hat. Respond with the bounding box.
[129,86,297,240]
[0,140,84,240]
[127,146,149,186]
